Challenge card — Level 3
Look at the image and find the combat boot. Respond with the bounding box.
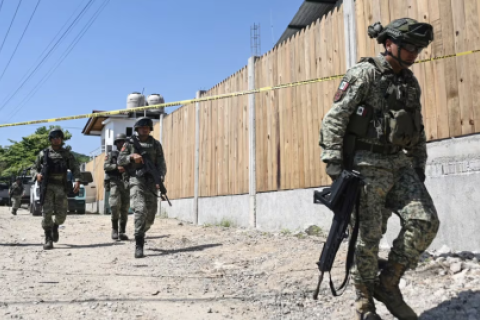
[135,236,144,258]
[11,209,17,215]
[118,221,129,241]
[355,283,382,320]
[374,261,418,320]
[111,220,119,240]
[52,224,60,243]
[43,229,54,250]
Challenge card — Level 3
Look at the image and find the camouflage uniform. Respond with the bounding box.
[118,136,166,238]
[9,182,23,215]
[320,54,439,318]
[104,150,130,239]
[35,146,80,230]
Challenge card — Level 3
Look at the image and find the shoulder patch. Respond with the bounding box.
[334,80,350,102]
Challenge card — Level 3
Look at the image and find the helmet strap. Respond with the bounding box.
[385,44,413,69]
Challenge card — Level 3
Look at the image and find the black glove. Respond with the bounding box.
[326,162,343,181]
[415,168,426,183]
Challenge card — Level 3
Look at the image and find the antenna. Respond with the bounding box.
[250,23,261,56]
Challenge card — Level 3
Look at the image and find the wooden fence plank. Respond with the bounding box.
[279,42,287,190]
[452,0,474,135]
[428,0,449,139]
[439,0,462,137]
[211,86,218,196]
[356,0,367,59]
[266,51,274,191]
[304,24,314,188]
[310,20,320,187]
[297,30,306,189]
[285,37,294,189]
[318,16,328,186]
[468,0,480,132]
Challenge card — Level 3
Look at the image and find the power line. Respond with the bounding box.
[0,0,23,58]
[0,0,41,84]
[0,0,5,17]
[5,0,110,122]
[0,0,95,113]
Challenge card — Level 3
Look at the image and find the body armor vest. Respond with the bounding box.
[346,57,422,148]
[46,149,68,175]
[108,151,121,177]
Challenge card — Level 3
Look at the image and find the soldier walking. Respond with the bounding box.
[320,19,439,320]
[35,128,81,250]
[118,118,166,258]
[9,178,24,215]
[104,133,130,240]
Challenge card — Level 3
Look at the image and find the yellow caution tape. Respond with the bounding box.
[0,48,479,129]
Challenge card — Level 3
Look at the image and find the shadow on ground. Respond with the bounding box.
[0,243,39,247]
[57,242,126,249]
[148,243,222,256]
[420,290,480,320]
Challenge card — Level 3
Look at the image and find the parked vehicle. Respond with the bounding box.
[0,181,9,205]
[30,171,93,216]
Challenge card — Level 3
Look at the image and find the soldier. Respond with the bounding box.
[9,177,24,215]
[118,117,166,258]
[35,128,80,250]
[319,19,439,320]
[104,133,130,240]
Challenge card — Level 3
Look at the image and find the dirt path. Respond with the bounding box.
[1,206,479,320]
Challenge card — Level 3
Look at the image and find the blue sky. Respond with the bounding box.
[0,0,302,155]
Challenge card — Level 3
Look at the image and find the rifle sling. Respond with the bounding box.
[329,188,361,296]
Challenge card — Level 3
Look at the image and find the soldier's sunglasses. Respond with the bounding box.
[400,42,425,54]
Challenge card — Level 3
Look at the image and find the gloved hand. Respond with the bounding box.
[326,162,343,181]
[415,168,426,183]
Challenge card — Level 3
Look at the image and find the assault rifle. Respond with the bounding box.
[39,149,50,205]
[130,135,172,206]
[312,169,363,299]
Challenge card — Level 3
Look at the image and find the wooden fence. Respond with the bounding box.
[88,0,480,200]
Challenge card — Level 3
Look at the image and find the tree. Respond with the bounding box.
[0,126,86,177]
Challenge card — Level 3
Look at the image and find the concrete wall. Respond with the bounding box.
[164,195,250,228]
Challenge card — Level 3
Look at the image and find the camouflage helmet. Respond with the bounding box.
[368,18,434,48]
[114,133,126,144]
[48,128,64,140]
[134,117,153,131]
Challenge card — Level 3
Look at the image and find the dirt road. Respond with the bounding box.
[0,206,479,319]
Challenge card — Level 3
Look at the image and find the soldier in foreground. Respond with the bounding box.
[118,118,166,258]
[9,177,24,215]
[104,133,130,240]
[35,128,80,250]
[319,19,439,320]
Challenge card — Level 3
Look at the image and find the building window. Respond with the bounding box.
[126,127,133,137]
[101,138,105,152]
